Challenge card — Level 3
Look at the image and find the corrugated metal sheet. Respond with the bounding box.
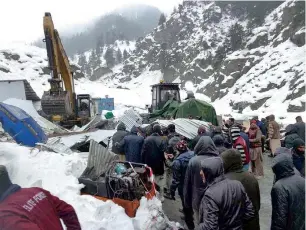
[119,109,143,131]
[36,137,74,154]
[156,118,210,139]
[45,130,115,153]
[87,140,119,178]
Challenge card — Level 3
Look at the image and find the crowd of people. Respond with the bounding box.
[0,115,304,230]
[111,114,305,230]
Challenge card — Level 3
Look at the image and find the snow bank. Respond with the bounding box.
[0,142,170,230]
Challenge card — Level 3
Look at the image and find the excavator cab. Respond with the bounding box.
[149,82,181,113]
[77,94,92,125]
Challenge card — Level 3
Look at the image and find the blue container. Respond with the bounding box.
[0,102,47,147]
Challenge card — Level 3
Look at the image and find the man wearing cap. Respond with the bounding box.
[0,165,81,230]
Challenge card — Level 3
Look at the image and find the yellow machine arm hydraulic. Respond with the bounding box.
[41,12,75,118]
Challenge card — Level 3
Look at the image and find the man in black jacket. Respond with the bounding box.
[271,153,305,230]
[184,136,219,226]
[212,134,227,154]
[141,124,167,201]
[197,157,255,229]
[111,122,128,160]
[295,116,305,141]
[189,126,211,150]
[221,149,260,230]
[117,126,144,163]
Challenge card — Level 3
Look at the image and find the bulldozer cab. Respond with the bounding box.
[150,83,181,112]
[77,94,92,119]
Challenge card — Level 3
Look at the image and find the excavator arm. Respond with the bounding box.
[42,12,76,117]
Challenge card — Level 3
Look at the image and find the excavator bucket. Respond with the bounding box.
[41,90,73,118]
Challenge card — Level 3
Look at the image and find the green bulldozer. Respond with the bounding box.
[144,81,219,126]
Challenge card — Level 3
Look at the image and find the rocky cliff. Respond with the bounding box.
[106,0,305,115]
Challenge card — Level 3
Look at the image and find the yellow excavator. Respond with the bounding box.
[41,12,91,128]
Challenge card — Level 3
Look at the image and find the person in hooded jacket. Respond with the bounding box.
[221,149,260,230]
[184,136,220,226]
[284,124,300,149]
[190,126,211,150]
[165,140,195,230]
[197,157,255,230]
[212,134,227,154]
[292,138,305,177]
[112,122,129,160]
[141,124,167,200]
[117,125,144,163]
[0,165,81,230]
[273,147,302,184]
[271,154,305,230]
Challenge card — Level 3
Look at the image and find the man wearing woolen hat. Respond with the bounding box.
[0,165,81,230]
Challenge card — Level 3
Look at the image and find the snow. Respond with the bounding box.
[0,142,170,230]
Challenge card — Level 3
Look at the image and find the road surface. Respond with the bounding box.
[163,153,274,229]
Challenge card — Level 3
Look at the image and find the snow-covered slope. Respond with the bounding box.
[0,0,304,123]
[0,43,149,115]
[103,0,305,118]
[73,40,136,81]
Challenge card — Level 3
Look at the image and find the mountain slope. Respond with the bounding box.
[105,0,305,116]
[36,5,162,56]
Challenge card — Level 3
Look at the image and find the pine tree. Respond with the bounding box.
[96,40,103,56]
[229,23,245,51]
[172,6,177,14]
[158,13,166,25]
[88,50,96,70]
[178,4,183,13]
[104,47,115,68]
[77,52,87,73]
[123,49,129,60]
[116,49,122,64]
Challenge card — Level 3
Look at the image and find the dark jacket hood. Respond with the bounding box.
[212,134,225,147]
[293,138,305,151]
[130,125,138,134]
[275,147,292,156]
[221,149,243,173]
[272,154,295,181]
[194,136,219,156]
[201,157,224,185]
[117,122,126,131]
[285,124,298,135]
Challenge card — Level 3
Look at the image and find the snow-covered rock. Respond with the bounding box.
[102,0,305,117]
[0,0,304,124]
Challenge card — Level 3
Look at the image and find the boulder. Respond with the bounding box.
[91,67,112,81]
[247,33,268,49]
[1,52,20,61]
[291,30,305,47]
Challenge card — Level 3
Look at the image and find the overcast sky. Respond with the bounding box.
[0,0,181,44]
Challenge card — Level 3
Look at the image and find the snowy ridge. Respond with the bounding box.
[102,0,305,121]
